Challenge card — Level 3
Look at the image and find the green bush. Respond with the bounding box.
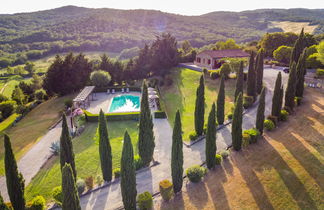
[295,97,302,106]
[134,155,144,170]
[210,71,220,80]
[26,196,46,210]
[202,68,208,74]
[35,90,46,101]
[96,175,103,186]
[227,112,233,120]
[188,131,198,141]
[267,115,278,126]
[220,150,230,159]
[154,111,167,118]
[90,70,111,87]
[186,165,207,183]
[264,120,275,131]
[76,179,85,195]
[215,154,222,165]
[279,110,289,121]
[316,69,324,77]
[242,133,251,147]
[0,100,16,119]
[84,110,140,122]
[113,168,121,178]
[137,191,153,210]
[64,99,73,108]
[283,106,293,114]
[159,179,173,201]
[243,128,260,143]
[52,186,63,206]
[220,63,231,78]
[243,95,254,109]
[85,176,94,190]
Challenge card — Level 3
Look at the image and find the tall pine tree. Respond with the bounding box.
[4,134,25,210]
[217,75,225,125]
[234,61,244,100]
[295,48,307,98]
[194,75,205,136]
[256,48,264,94]
[121,131,137,210]
[171,110,183,194]
[62,163,81,210]
[271,72,282,117]
[290,28,305,68]
[60,114,77,179]
[256,87,266,135]
[247,51,256,97]
[138,81,155,166]
[205,103,217,169]
[98,109,112,182]
[232,93,243,151]
[285,62,297,110]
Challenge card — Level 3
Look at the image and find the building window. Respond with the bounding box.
[203,58,205,64]
[197,57,201,63]
[208,59,211,65]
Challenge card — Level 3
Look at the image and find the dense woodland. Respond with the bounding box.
[0,6,324,66]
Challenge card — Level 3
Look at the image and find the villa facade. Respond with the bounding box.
[194,49,250,69]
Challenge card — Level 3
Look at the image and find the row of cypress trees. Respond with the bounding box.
[247,49,265,98]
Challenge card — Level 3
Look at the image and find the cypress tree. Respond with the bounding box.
[285,62,297,110]
[256,87,266,135]
[290,28,305,68]
[256,48,265,94]
[217,75,225,125]
[194,75,205,136]
[295,48,307,97]
[232,93,243,151]
[121,131,137,210]
[0,193,9,210]
[4,134,25,210]
[205,103,217,169]
[234,61,244,100]
[247,51,256,97]
[171,110,183,194]
[138,81,155,166]
[271,72,282,117]
[62,163,81,210]
[279,86,284,112]
[98,109,112,182]
[60,114,77,179]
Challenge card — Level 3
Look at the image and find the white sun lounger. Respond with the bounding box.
[112,89,115,94]
[107,89,110,94]
[126,88,129,93]
[121,88,125,93]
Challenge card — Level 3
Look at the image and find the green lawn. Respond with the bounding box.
[25,120,139,202]
[1,77,33,98]
[0,113,21,133]
[160,68,236,141]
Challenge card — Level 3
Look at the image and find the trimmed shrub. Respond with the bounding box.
[137,191,153,210]
[227,112,233,120]
[96,175,103,186]
[220,150,230,159]
[243,128,260,144]
[243,95,254,109]
[52,186,63,206]
[159,179,173,201]
[113,168,121,178]
[264,120,275,131]
[35,90,46,101]
[0,100,16,119]
[84,110,140,122]
[215,154,222,165]
[279,110,289,121]
[134,155,144,170]
[85,176,94,190]
[188,131,198,141]
[210,71,220,80]
[316,68,324,77]
[295,97,302,106]
[242,133,251,147]
[154,111,167,119]
[186,165,207,183]
[267,115,278,126]
[283,106,293,114]
[202,68,208,74]
[26,196,46,210]
[76,179,85,195]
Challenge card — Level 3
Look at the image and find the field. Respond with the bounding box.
[0,95,72,175]
[160,68,236,141]
[269,21,318,34]
[156,89,324,209]
[25,120,139,201]
[0,77,33,98]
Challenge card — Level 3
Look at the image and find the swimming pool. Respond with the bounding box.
[108,94,140,112]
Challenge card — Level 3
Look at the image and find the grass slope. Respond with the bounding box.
[160,68,235,141]
[25,120,138,202]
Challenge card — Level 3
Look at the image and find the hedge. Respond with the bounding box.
[94,86,141,93]
[84,110,140,122]
[154,111,167,119]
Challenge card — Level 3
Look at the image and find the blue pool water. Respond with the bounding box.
[109,95,140,112]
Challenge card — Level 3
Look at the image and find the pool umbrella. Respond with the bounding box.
[148,90,157,95]
[148,87,155,91]
[149,95,159,99]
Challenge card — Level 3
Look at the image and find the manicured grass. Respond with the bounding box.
[0,95,72,175]
[157,89,324,210]
[25,120,139,202]
[0,113,21,133]
[2,77,33,98]
[160,68,236,141]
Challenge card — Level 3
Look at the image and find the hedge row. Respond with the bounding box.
[84,110,140,122]
[94,86,141,93]
[154,111,167,119]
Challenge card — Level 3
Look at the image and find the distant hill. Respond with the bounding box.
[0,6,323,58]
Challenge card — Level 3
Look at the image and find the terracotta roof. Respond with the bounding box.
[198,49,250,59]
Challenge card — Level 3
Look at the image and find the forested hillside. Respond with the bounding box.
[0,6,323,66]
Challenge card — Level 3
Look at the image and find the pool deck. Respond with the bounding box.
[86,91,141,114]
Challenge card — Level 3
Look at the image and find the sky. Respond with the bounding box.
[1,0,324,15]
